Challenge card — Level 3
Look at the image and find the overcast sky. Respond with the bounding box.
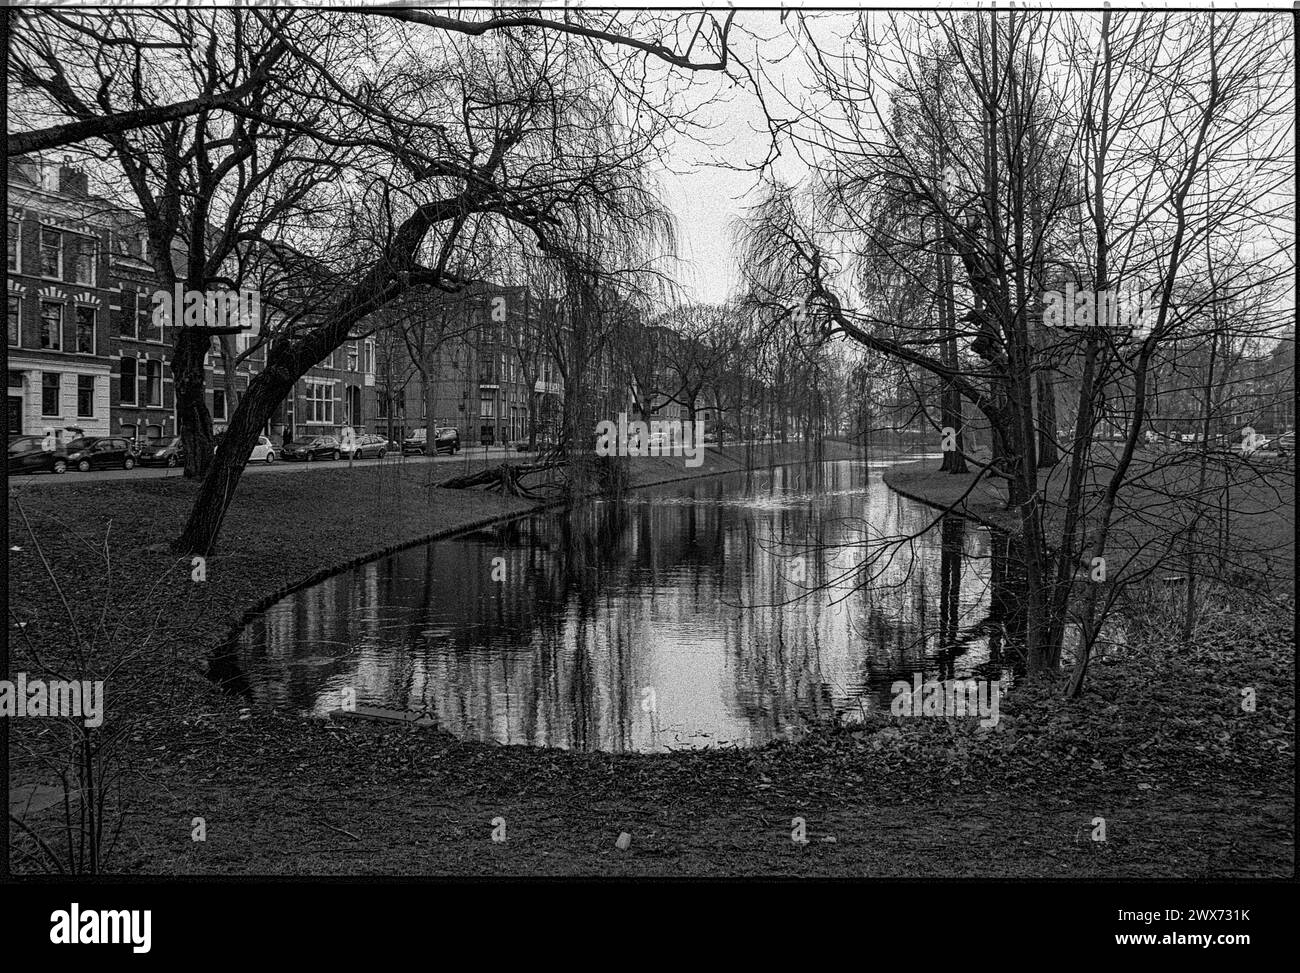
[654,11,812,306]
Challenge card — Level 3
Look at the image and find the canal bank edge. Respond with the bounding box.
[881,461,1020,535]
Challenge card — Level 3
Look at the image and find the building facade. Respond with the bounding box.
[372,284,567,447]
[8,160,115,442]
[7,160,693,454]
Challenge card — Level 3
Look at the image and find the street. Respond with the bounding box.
[6,445,530,487]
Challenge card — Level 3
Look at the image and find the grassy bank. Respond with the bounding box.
[883,451,1294,588]
[6,440,1293,876]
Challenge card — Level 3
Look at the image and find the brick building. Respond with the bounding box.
[7,158,115,441]
[372,284,566,447]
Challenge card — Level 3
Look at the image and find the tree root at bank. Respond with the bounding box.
[434,461,559,498]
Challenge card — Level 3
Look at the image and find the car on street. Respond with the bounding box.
[432,427,460,454]
[403,427,460,455]
[401,429,428,455]
[138,436,185,468]
[280,435,342,462]
[7,435,69,475]
[341,434,388,460]
[208,433,279,463]
[247,435,278,463]
[63,436,139,472]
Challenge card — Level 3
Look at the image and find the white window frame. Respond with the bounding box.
[74,304,96,355]
[39,300,62,351]
[7,295,20,347]
[120,355,138,405]
[70,234,97,286]
[7,218,19,273]
[145,359,163,406]
[40,372,61,417]
[306,380,333,424]
[39,226,63,280]
[115,289,138,339]
[76,374,95,418]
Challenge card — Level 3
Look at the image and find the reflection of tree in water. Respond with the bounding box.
[228,459,1031,750]
[843,516,1030,714]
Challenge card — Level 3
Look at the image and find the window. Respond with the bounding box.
[113,231,149,262]
[145,423,162,444]
[145,360,162,406]
[7,220,18,271]
[376,394,389,419]
[39,301,62,350]
[480,392,495,418]
[213,388,226,420]
[40,228,62,278]
[41,373,60,416]
[74,306,95,354]
[7,296,19,346]
[77,375,94,417]
[144,293,162,341]
[114,289,137,338]
[306,381,333,424]
[120,356,137,404]
[347,343,359,371]
[364,340,375,374]
[120,422,136,442]
[70,235,96,285]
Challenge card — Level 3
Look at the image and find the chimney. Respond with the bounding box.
[58,160,89,197]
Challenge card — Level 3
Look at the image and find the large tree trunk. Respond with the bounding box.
[174,329,214,478]
[173,362,294,554]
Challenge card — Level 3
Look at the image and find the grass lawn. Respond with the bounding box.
[883,446,1294,589]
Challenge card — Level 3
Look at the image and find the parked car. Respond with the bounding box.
[341,434,388,460]
[403,427,460,455]
[7,435,69,475]
[248,435,278,463]
[401,428,428,455]
[280,436,342,462]
[63,436,138,472]
[138,436,185,468]
[432,427,460,454]
[207,433,278,463]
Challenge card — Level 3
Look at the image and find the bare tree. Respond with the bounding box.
[736,9,1292,677]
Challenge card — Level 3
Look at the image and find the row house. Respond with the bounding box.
[108,213,176,444]
[8,157,181,445]
[8,157,381,450]
[7,160,114,441]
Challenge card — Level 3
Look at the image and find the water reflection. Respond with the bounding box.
[219,458,1032,752]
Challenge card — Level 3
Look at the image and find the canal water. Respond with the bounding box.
[218,456,1026,752]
